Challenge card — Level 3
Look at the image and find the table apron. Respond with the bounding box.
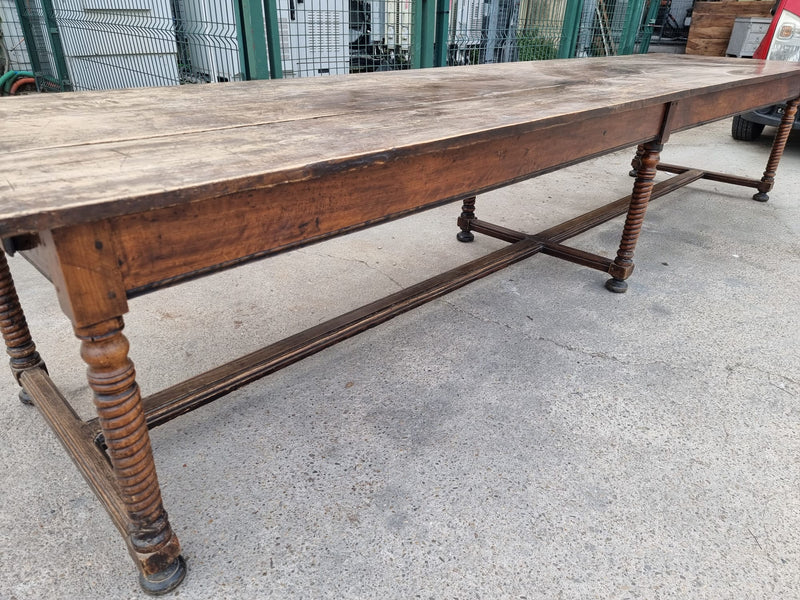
[18,79,799,303]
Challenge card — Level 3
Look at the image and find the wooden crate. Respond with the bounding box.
[686,1,774,56]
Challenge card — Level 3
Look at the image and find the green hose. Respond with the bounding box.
[0,70,34,95]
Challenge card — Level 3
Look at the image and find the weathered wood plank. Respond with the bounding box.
[0,52,780,153]
[686,1,774,57]
[1,55,799,238]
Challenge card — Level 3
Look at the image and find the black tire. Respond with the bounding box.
[731,115,765,141]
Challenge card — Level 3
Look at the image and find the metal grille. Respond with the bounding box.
[173,0,240,83]
[276,0,412,77]
[516,0,567,60]
[4,0,654,93]
[348,0,413,73]
[577,0,622,56]
[574,0,639,56]
[9,0,240,90]
[57,0,184,90]
[449,0,562,65]
[1,0,33,71]
[632,0,660,54]
[279,0,351,77]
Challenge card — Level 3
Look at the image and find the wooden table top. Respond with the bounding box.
[1,54,799,237]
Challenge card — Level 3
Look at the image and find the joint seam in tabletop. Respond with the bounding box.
[0,56,798,235]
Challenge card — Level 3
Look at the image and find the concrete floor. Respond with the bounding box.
[1,119,798,600]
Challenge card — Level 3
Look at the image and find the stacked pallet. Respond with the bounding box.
[686,0,774,56]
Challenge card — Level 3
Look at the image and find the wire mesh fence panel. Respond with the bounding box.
[5,0,654,93]
[448,0,475,64]
[448,0,563,66]
[13,0,71,89]
[1,0,32,71]
[173,0,241,82]
[575,0,632,57]
[276,0,412,77]
[10,0,240,91]
[631,0,659,53]
[516,0,565,60]
[277,0,350,77]
[55,0,181,90]
[352,0,412,72]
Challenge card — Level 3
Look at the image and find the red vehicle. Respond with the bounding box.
[731,0,800,140]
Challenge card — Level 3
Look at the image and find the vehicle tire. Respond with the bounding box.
[731,115,765,141]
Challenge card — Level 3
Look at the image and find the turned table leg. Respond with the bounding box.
[629,144,645,177]
[606,141,662,293]
[0,251,47,404]
[77,316,186,595]
[753,98,799,202]
[456,196,477,242]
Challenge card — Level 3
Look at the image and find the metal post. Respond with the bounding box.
[236,0,270,79]
[557,0,584,58]
[413,0,436,68]
[636,0,662,54]
[412,0,422,68]
[618,0,646,54]
[13,0,43,74]
[434,0,450,66]
[501,0,521,63]
[485,0,500,63]
[263,0,284,78]
[38,0,71,89]
[235,0,248,78]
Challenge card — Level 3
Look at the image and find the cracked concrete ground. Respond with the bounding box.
[1,119,798,599]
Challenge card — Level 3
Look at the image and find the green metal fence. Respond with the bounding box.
[1,0,657,93]
[1,0,32,72]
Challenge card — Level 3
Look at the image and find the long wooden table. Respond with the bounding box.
[1,54,798,594]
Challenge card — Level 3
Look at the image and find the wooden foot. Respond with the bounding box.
[753,98,799,202]
[752,192,770,202]
[607,141,662,292]
[139,555,187,596]
[19,388,34,405]
[605,278,628,293]
[0,251,47,403]
[77,317,185,594]
[456,196,477,242]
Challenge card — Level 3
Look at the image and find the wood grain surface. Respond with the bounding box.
[686,1,774,57]
[1,54,799,238]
